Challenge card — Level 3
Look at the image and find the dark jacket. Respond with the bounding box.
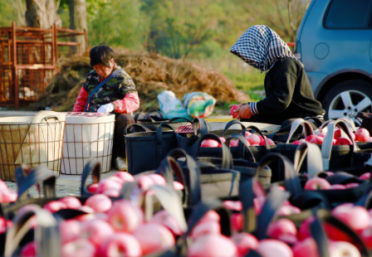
[251,57,325,120]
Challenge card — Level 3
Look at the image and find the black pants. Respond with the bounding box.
[111,113,135,167]
[241,114,291,125]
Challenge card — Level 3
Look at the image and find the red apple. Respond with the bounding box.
[219,137,226,144]
[256,239,293,257]
[191,221,220,241]
[359,172,371,180]
[355,128,370,142]
[298,216,315,240]
[231,233,259,257]
[304,177,331,190]
[114,171,134,182]
[247,134,260,145]
[135,175,154,190]
[330,184,346,190]
[230,140,240,147]
[99,233,142,257]
[328,241,361,257]
[173,181,184,190]
[245,131,252,138]
[309,136,324,145]
[335,137,352,145]
[59,197,82,209]
[97,179,122,194]
[0,217,7,234]
[267,219,297,243]
[198,210,220,224]
[267,138,276,146]
[43,201,67,213]
[230,105,240,118]
[81,219,114,246]
[21,241,36,257]
[223,200,243,211]
[292,237,319,257]
[293,139,306,145]
[345,183,359,189]
[147,174,166,186]
[277,205,302,216]
[332,204,370,232]
[150,210,183,235]
[133,223,175,255]
[316,131,327,138]
[84,194,112,213]
[103,188,120,198]
[201,139,221,148]
[231,213,243,232]
[60,220,82,244]
[334,129,342,139]
[187,234,237,257]
[87,183,99,194]
[107,199,143,233]
[61,238,96,257]
[305,135,317,142]
[0,180,8,190]
[0,188,17,203]
[106,176,124,185]
[78,206,95,214]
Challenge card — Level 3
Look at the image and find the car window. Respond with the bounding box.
[325,0,372,29]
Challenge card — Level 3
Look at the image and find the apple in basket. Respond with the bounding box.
[292,237,319,257]
[59,196,82,209]
[98,233,142,257]
[231,233,259,257]
[230,105,240,118]
[81,219,114,246]
[62,238,96,257]
[309,136,324,145]
[335,137,353,145]
[201,139,221,148]
[359,172,371,180]
[84,194,113,213]
[187,234,237,257]
[267,219,298,244]
[191,221,221,241]
[331,204,370,232]
[355,128,370,142]
[246,134,260,145]
[107,199,144,233]
[21,241,37,257]
[60,220,82,244]
[150,210,183,236]
[256,239,293,257]
[304,177,331,190]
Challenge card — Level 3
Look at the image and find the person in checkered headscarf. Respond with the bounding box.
[230,25,325,125]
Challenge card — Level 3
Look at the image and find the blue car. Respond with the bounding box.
[294,0,372,123]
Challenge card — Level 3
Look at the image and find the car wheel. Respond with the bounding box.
[322,80,372,124]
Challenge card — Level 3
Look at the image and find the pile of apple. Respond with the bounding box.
[201,131,276,148]
[85,171,184,198]
[293,127,372,146]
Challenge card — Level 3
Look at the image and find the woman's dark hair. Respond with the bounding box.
[90,44,114,67]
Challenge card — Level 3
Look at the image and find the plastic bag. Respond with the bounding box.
[157,90,192,120]
[183,92,216,118]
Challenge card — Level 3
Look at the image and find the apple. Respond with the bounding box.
[230,140,240,147]
[245,131,252,138]
[198,210,220,224]
[59,197,82,209]
[43,201,67,213]
[246,134,260,145]
[81,219,114,246]
[326,171,334,176]
[0,188,17,203]
[292,237,319,257]
[256,239,293,257]
[231,213,243,232]
[316,131,327,138]
[173,181,184,190]
[309,136,324,145]
[0,180,8,190]
[97,179,122,194]
[355,128,370,142]
[84,194,112,213]
[191,221,221,241]
[267,219,297,243]
[328,241,361,257]
[254,198,263,215]
[219,137,226,144]
[103,188,121,198]
[359,172,371,180]
[335,137,352,146]
[147,174,166,186]
[334,129,342,139]
[21,241,37,257]
[61,238,96,257]
[98,233,142,257]
[304,177,331,190]
[187,234,237,257]
[368,137,372,143]
[60,220,82,244]
[0,217,7,234]
[223,200,242,211]
[332,204,370,232]
[305,135,317,142]
[330,184,346,190]
[231,233,259,257]
[267,138,276,146]
[106,176,124,185]
[133,223,175,255]
[298,216,315,240]
[87,183,99,194]
[78,206,95,214]
[345,183,359,189]
[230,105,240,118]
[150,210,183,235]
[201,139,221,148]
[277,205,302,216]
[114,171,134,182]
[107,199,143,233]
[135,175,154,190]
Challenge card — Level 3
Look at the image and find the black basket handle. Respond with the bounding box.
[192,118,209,137]
[166,149,202,206]
[225,133,256,162]
[246,125,270,151]
[285,119,314,143]
[124,123,152,135]
[16,165,56,201]
[293,141,323,178]
[80,159,101,196]
[134,112,156,123]
[195,134,234,170]
[220,120,247,137]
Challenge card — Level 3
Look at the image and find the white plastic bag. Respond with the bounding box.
[157,90,192,119]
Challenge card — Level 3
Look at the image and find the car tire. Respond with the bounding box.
[322,80,372,122]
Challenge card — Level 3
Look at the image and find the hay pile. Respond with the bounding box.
[29,50,250,112]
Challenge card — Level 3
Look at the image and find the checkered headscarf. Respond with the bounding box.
[230,25,299,72]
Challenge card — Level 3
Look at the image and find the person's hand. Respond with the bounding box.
[97,103,114,114]
[235,104,253,120]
